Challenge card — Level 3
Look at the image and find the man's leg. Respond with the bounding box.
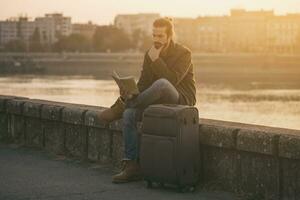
[112,107,142,183]
[122,108,140,161]
[126,78,179,109]
[113,78,179,183]
[98,97,125,123]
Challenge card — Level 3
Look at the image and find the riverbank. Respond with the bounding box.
[1,53,300,88]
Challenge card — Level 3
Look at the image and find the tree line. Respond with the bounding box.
[2,25,300,53]
[2,25,152,53]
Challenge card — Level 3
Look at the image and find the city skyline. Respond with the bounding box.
[1,0,300,25]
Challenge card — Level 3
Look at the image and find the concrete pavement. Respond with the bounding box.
[0,143,237,200]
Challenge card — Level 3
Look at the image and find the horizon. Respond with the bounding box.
[1,0,300,25]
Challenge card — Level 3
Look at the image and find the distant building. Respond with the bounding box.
[173,18,197,50]
[175,9,300,54]
[0,20,18,46]
[114,13,160,37]
[72,21,97,39]
[195,16,228,52]
[266,14,300,54]
[0,17,35,47]
[1,10,300,54]
[0,13,71,48]
[224,9,273,53]
[34,16,55,44]
[35,13,72,44]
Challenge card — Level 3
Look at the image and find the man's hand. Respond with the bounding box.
[148,45,163,62]
[120,86,133,101]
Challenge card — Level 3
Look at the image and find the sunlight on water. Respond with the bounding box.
[0,75,299,130]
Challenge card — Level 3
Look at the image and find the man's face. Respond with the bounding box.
[152,26,169,49]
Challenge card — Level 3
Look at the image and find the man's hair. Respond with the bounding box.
[153,17,174,38]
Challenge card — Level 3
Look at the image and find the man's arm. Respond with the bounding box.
[137,52,153,93]
[150,50,191,86]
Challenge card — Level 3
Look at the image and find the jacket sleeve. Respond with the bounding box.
[137,53,154,93]
[149,50,191,86]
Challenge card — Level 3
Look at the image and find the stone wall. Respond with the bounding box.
[0,95,299,199]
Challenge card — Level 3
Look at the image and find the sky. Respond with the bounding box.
[1,0,300,25]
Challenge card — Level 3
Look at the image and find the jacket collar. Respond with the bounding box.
[160,39,175,58]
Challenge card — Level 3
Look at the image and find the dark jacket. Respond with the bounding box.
[137,40,196,106]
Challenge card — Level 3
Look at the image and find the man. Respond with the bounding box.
[99,17,196,183]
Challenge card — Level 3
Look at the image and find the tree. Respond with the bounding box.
[93,25,133,52]
[29,27,44,52]
[53,33,92,52]
[4,39,26,52]
[131,29,152,52]
[138,31,152,52]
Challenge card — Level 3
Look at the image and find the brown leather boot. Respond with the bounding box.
[99,97,125,123]
[112,160,143,183]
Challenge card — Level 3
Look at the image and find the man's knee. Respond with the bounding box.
[153,78,173,91]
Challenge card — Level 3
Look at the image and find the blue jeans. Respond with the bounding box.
[122,78,179,161]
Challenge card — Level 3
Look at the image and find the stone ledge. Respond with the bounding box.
[199,123,238,149]
[237,129,279,156]
[23,101,43,118]
[41,104,64,121]
[0,95,25,112]
[279,134,300,160]
[84,109,107,128]
[6,99,27,115]
[62,106,87,125]
[109,119,123,131]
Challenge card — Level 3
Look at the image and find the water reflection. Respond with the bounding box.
[0,75,299,130]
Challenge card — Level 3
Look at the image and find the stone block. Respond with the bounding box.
[25,117,43,148]
[43,120,64,154]
[41,104,63,121]
[234,129,280,199]
[109,119,123,132]
[279,134,300,200]
[84,109,107,129]
[199,123,238,149]
[237,129,279,156]
[8,114,25,144]
[23,101,43,118]
[88,127,111,163]
[62,106,86,125]
[65,124,87,159]
[279,134,300,160]
[6,99,26,115]
[237,152,280,199]
[111,130,124,168]
[201,146,238,191]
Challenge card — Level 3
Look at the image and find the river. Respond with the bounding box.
[0,74,299,130]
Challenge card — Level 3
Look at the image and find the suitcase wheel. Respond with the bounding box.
[189,186,196,192]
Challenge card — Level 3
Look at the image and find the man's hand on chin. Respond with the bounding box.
[148,45,163,62]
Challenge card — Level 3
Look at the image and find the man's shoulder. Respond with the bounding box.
[173,42,191,55]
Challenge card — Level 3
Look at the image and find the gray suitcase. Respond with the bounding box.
[140,104,200,192]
